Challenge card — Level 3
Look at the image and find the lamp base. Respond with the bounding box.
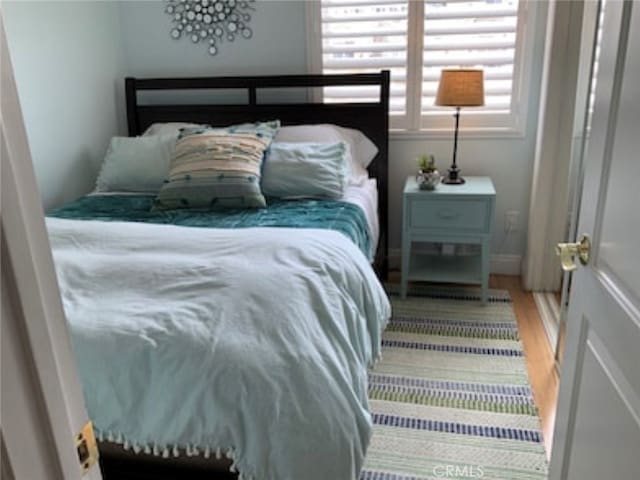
[442,166,465,185]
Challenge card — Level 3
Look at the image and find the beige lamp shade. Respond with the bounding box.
[435,69,485,107]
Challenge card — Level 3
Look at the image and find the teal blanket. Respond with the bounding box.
[48,194,372,260]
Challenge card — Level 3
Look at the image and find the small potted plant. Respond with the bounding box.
[417,154,441,190]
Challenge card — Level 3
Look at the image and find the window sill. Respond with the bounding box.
[389,128,527,141]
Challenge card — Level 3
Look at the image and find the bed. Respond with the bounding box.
[46,72,391,480]
[124,72,389,277]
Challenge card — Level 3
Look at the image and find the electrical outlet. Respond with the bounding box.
[505,211,519,233]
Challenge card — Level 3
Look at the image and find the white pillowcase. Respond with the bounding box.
[274,124,378,185]
[95,135,175,193]
[331,125,379,169]
[262,142,349,199]
[142,122,204,138]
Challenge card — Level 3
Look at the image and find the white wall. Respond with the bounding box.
[3,1,126,210]
[388,134,538,260]
[117,1,547,264]
[381,0,548,261]
[4,0,546,264]
[117,0,307,77]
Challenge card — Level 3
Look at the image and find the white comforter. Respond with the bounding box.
[47,218,391,480]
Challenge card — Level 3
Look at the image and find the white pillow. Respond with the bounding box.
[274,124,378,185]
[95,135,175,192]
[262,142,349,199]
[142,122,204,138]
[331,125,379,169]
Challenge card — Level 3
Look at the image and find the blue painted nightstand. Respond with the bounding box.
[401,176,496,303]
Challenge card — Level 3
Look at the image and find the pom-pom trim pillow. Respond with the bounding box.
[153,120,280,210]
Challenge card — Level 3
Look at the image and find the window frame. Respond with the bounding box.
[307,0,541,136]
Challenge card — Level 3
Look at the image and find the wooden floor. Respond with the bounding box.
[489,275,559,458]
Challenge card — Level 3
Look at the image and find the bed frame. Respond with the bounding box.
[124,71,389,279]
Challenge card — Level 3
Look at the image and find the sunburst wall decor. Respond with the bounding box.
[165,0,256,56]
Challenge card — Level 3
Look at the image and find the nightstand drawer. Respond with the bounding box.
[409,199,489,231]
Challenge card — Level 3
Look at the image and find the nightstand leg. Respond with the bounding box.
[401,236,411,299]
[481,239,490,304]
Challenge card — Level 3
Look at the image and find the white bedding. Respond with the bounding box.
[48,217,390,480]
[342,179,379,255]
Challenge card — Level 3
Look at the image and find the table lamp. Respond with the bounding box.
[435,69,485,185]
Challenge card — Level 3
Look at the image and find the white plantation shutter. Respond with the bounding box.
[315,0,530,131]
[422,0,519,118]
[320,0,410,119]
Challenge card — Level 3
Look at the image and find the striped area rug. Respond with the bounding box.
[361,285,548,480]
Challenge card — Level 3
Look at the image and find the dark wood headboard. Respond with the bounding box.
[125,71,389,278]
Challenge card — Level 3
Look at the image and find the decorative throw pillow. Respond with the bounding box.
[274,124,378,185]
[95,135,176,193]
[153,120,280,210]
[262,142,350,199]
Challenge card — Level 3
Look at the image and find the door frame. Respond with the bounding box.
[530,0,603,363]
[522,0,584,295]
[1,13,101,480]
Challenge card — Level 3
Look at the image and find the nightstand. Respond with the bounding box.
[400,176,496,303]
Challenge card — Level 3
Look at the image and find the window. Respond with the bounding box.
[309,0,536,133]
[318,1,410,115]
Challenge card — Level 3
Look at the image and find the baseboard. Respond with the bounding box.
[388,249,522,275]
[489,254,522,275]
[533,292,560,353]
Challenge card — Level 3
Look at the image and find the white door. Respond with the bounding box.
[549,1,640,479]
[1,14,102,480]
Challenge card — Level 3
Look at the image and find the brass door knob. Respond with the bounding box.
[556,234,591,271]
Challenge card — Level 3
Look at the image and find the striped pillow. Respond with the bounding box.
[153,121,280,210]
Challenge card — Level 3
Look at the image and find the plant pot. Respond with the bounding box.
[417,170,441,190]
